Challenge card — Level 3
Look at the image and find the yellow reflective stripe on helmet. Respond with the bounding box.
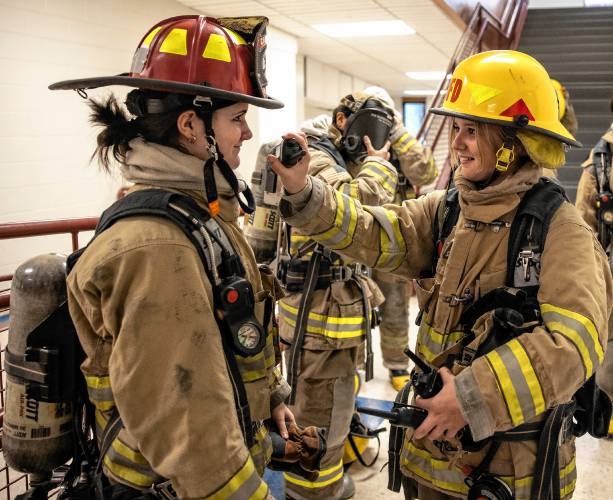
[361,162,396,195]
[207,457,268,500]
[279,301,365,339]
[541,303,603,378]
[284,459,343,488]
[159,28,188,55]
[315,191,358,250]
[142,27,162,48]
[203,33,231,62]
[484,339,545,426]
[365,206,406,270]
[222,27,247,45]
[466,81,502,106]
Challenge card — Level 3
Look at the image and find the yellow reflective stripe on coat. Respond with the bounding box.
[417,317,464,362]
[393,132,417,155]
[402,442,471,494]
[284,459,343,488]
[364,206,407,271]
[512,457,576,500]
[360,162,397,196]
[279,300,365,339]
[341,182,360,199]
[484,339,545,427]
[541,303,604,378]
[207,457,269,500]
[315,191,358,250]
[103,453,161,489]
[85,375,115,411]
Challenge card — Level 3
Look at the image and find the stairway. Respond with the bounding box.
[519,6,613,202]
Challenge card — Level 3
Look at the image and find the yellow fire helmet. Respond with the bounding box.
[550,79,567,120]
[431,50,581,148]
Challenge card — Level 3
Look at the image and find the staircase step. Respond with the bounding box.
[561,85,612,100]
[566,147,592,164]
[522,25,613,37]
[523,41,613,55]
[573,114,613,131]
[572,99,613,114]
[526,6,613,19]
[548,71,613,84]
[539,60,613,74]
[520,33,613,46]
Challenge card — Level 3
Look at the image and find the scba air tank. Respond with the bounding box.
[3,254,73,474]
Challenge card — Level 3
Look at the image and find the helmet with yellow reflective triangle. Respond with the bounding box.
[430,50,580,148]
[49,15,282,109]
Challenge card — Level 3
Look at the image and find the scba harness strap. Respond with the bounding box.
[85,188,263,450]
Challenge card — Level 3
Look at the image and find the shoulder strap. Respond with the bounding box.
[73,188,255,449]
[506,178,568,289]
[307,135,347,171]
[425,185,459,278]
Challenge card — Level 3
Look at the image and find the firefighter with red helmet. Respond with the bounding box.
[46,15,308,499]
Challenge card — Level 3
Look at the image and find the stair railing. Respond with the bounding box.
[417,0,529,189]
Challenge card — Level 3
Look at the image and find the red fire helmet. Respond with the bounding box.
[49,15,283,109]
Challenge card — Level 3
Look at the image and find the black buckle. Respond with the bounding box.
[331,266,352,282]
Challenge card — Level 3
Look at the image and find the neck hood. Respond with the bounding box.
[122,138,247,221]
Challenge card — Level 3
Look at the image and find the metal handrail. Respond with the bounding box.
[0,217,98,308]
[416,0,529,188]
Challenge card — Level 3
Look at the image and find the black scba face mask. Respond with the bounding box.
[341,101,393,161]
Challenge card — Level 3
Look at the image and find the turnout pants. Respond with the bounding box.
[284,347,358,499]
[372,269,411,370]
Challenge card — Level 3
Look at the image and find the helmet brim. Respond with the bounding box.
[49,75,284,110]
[429,107,582,148]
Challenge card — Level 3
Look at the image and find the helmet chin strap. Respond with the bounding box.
[476,114,530,189]
[195,102,256,216]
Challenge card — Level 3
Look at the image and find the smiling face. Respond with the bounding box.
[450,118,499,183]
[211,102,253,169]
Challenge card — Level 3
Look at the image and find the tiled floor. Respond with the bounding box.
[348,297,613,499]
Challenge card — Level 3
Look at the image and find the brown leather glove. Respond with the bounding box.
[267,422,326,481]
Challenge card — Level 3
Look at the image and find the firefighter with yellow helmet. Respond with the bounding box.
[273,50,613,499]
[42,15,312,499]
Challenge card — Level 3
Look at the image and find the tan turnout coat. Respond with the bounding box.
[280,161,613,499]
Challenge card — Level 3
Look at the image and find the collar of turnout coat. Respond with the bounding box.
[121,137,248,221]
[454,160,542,224]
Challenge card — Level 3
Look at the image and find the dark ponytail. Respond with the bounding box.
[89,96,138,171]
[89,91,193,171]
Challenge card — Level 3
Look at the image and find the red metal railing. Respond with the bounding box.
[417,0,529,189]
[0,217,98,498]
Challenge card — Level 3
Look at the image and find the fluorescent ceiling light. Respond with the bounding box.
[406,71,447,81]
[312,20,415,38]
[404,89,446,96]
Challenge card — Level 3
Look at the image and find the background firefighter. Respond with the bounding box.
[270,91,400,500]
[50,15,296,499]
[362,85,438,391]
[576,95,613,437]
[272,50,613,500]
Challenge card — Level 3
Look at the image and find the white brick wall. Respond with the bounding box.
[0,1,299,277]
